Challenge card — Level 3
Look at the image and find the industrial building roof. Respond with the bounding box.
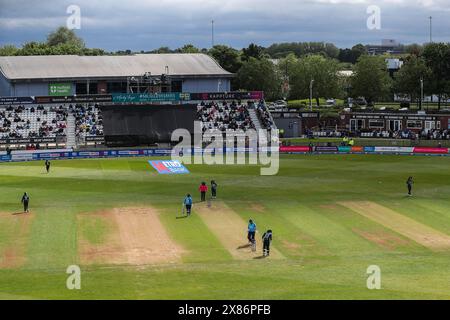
[0,53,233,81]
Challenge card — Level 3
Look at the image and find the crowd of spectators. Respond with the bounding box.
[255,100,276,130]
[355,128,450,140]
[197,101,255,133]
[308,128,450,141]
[360,129,416,139]
[72,104,104,142]
[0,105,67,140]
[420,129,450,140]
[0,103,105,145]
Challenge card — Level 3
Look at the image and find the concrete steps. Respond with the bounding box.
[66,114,77,149]
[248,108,263,130]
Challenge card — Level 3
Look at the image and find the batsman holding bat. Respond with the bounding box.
[248,219,257,252]
[183,194,193,217]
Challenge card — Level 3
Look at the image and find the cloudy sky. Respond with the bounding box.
[0,0,449,51]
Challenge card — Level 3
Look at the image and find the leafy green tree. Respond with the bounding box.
[46,26,85,48]
[208,45,242,73]
[151,47,173,54]
[339,44,367,64]
[237,57,281,100]
[50,42,84,55]
[277,53,298,98]
[265,42,340,59]
[277,53,298,79]
[338,48,353,63]
[17,42,52,55]
[82,48,106,56]
[242,43,264,61]
[289,55,341,105]
[15,40,104,56]
[393,56,430,109]
[351,56,392,105]
[113,49,133,55]
[0,45,19,56]
[422,43,450,109]
[8,26,103,56]
[265,42,301,58]
[177,44,200,53]
[405,43,423,56]
[324,43,340,59]
[351,44,367,59]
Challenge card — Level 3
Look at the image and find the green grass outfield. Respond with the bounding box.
[1,154,450,299]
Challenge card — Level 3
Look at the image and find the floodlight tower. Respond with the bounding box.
[211,20,215,47]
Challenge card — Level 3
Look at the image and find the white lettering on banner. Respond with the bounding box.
[374,147,414,153]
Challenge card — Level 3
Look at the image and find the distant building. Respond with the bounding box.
[382,39,399,47]
[366,39,404,56]
[337,58,402,79]
[340,110,450,133]
[386,58,404,77]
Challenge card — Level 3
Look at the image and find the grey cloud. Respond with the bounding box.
[0,0,449,50]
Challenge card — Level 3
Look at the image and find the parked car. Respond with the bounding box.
[269,100,288,112]
[354,97,367,106]
[274,100,288,107]
[325,99,336,107]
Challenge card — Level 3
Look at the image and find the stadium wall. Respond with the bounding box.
[9,82,75,97]
[274,118,302,138]
[0,74,11,96]
[0,77,231,97]
[101,104,197,147]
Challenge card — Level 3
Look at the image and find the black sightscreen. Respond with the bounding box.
[100,104,197,147]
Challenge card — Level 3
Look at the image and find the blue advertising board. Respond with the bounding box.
[0,155,11,161]
[3,146,449,164]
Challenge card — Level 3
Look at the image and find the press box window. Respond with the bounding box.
[406,120,422,129]
[368,120,384,128]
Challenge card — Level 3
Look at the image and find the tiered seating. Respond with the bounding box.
[73,104,104,141]
[197,101,255,133]
[0,105,67,140]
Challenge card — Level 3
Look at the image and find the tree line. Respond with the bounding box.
[0,27,106,56]
[1,27,449,108]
